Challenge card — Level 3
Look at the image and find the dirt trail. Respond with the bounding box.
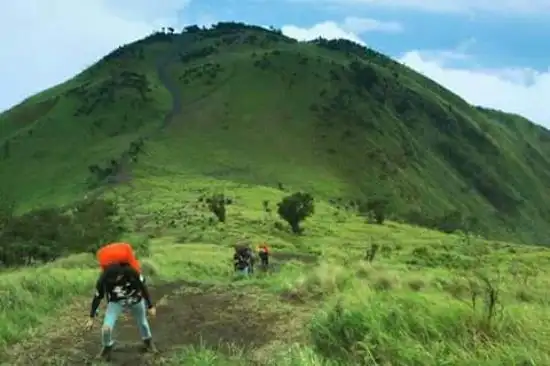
[11,281,278,365]
[9,252,317,365]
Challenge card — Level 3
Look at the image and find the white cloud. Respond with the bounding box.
[282,22,366,44]
[399,51,550,127]
[288,0,550,16]
[0,0,188,112]
[282,22,550,127]
[342,16,403,33]
[281,16,401,44]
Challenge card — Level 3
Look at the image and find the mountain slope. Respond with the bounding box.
[1,22,549,244]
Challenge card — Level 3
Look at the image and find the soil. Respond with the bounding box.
[7,252,316,365]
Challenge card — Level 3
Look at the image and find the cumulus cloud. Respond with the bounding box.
[281,16,401,44]
[0,0,188,112]
[281,21,550,127]
[282,22,366,44]
[400,51,550,127]
[288,0,550,16]
[342,16,403,33]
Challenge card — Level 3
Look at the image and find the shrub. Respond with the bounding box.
[205,193,231,223]
[309,289,523,365]
[0,198,125,268]
[277,192,315,234]
[359,198,391,224]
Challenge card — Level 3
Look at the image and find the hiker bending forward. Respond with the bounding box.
[85,263,157,359]
[234,245,255,274]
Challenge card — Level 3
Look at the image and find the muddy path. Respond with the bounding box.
[7,252,317,365]
[9,282,281,365]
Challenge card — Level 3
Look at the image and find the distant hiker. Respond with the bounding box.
[257,243,270,270]
[233,242,255,275]
[85,243,157,360]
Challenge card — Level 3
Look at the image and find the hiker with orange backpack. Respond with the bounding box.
[85,242,157,360]
[233,242,255,275]
[257,243,270,270]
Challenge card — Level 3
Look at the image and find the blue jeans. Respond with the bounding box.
[101,299,152,347]
[236,267,249,275]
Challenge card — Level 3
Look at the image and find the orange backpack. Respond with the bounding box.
[97,242,141,273]
[259,244,269,254]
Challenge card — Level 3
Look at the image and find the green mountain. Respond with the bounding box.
[1,22,549,244]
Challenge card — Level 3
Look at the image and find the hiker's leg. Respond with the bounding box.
[102,302,123,347]
[129,299,152,341]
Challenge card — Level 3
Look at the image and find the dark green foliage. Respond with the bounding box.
[205,193,232,223]
[404,209,480,236]
[262,200,271,213]
[72,198,125,254]
[179,47,217,63]
[87,138,145,188]
[0,192,15,232]
[0,198,124,267]
[3,21,550,245]
[277,192,315,234]
[67,71,152,118]
[2,140,10,160]
[365,243,380,262]
[359,198,391,225]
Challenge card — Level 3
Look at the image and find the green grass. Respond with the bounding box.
[2,21,550,365]
[1,23,550,243]
[2,178,550,365]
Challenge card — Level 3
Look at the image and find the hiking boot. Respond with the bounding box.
[141,338,158,353]
[97,345,113,361]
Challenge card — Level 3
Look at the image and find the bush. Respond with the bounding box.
[277,192,315,234]
[204,193,231,223]
[359,198,391,224]
[0,198,125,268]
[309,281,532,365]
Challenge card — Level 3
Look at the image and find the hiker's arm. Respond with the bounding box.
[233,254,239,268]
[89,276,105,318]
[133,271,154,309]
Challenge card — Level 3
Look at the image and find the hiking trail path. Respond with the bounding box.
[2,40,321,365]
[6,252,318,365]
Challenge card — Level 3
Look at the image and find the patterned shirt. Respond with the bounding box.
[89,265,153,317]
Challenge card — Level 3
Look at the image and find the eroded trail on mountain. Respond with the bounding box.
[8,252,317,365]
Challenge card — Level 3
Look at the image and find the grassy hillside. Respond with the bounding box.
[2,179,550,365]
[1,21,550,244]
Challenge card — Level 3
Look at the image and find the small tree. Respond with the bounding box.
[206,193,231,223]
[360,198,390,224]
[277,192,315,234]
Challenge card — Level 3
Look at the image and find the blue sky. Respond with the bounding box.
[1,0,549,126]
